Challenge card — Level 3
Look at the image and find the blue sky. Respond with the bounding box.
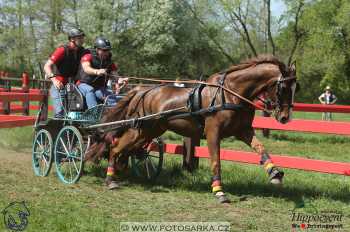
[271,0,287,17]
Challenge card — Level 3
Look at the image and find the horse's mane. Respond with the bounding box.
[221,54,287,75]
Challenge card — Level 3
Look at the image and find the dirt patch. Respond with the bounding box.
[0,148,31,172]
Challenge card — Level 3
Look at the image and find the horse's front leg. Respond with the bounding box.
[206,127,230,203]
[106,148,120,190]
[237,127,284,184]
[105,130,141,189]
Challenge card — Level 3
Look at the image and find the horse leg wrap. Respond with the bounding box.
[211,180,223,193]
[105,166,115,183]
[263,160,275,175]
[213,188,230,203]
[262,159,284,182]
[211,176,230,203]
[107,166,115,176]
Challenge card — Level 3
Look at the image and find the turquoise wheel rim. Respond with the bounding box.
[54,126,84,184]
[131,138,164,180]
[32,129,53,177]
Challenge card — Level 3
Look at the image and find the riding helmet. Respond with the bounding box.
[94,37,112,50]
[68,28,85,39]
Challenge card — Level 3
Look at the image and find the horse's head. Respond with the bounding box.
[267,62,298,124]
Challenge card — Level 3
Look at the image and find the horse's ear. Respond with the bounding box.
[289,61,296,74]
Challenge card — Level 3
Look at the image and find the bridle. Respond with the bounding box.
[264,74,297,116]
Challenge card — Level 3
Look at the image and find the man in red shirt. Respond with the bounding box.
[77,37,128,109]
[44,28,86,118]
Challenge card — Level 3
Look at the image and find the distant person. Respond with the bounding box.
[44,28,86,118]
[318,86,337,121]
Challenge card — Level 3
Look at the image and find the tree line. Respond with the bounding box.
[0,0,349,103]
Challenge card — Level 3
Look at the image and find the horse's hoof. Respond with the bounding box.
[269,168,284,185]
[215,192,231,204]
[270,178,282,185]
[107,181,120,190]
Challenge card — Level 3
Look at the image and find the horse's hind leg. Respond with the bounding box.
[205,126,230,203]
[237,127,284,185]
[105,129,144,189]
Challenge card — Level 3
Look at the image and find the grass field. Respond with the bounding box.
[0,111,350,231]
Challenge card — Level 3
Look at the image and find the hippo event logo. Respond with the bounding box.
[291,209,343,230]
[2,201,30,231]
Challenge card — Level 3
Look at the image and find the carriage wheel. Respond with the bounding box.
[54,126,84,184]
[131,137,164,180]
[32,129,53,177]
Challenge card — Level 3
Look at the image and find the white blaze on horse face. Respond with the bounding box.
[289,81,297,121]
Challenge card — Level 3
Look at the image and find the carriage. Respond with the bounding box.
[31,83,164,184]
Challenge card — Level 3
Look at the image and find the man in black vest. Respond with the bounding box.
[77,37,127,109]
[44,28,86,118]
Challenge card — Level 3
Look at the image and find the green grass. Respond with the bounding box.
[1,112,350,231]
[0,148,349,232]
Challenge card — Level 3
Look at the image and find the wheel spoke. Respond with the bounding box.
[147,157,157,172]
[43,136,48,150]
[40,133,44,149]
[56,151,67,156]
[59,137,70,155]
[66,130,71,151]
[70,135,76,152]
[62,163,68,179]
[35,139,43,151]
[145,160,151,178]
[42,154,49,166]
[71,158,79,174]
[147,154,160,159]
[68,158,73,182]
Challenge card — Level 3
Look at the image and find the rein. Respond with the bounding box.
[109,74,271,114]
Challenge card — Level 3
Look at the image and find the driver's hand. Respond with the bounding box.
[52,77,63,89]
[96,69,107,76]
[118,77,128,85]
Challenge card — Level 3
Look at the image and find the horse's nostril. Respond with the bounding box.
[280,117,288,124]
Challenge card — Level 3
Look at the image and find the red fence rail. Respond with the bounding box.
[253,116,350,135]
[256,102,350,113]
[159,144,350,176]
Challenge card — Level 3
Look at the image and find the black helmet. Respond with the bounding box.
[68,28,85,39]
[94,37,112,50]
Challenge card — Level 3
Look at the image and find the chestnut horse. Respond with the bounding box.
[87,55,297,203]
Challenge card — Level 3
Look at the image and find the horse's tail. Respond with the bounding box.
[84,87,140,162]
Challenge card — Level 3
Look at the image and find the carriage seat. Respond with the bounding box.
[66,83,86,112]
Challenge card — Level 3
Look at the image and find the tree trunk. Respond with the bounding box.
[288,1,304,66]
[266,0,276,55]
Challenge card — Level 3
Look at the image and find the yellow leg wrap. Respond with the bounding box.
[212,186,223,193]
[107,172,114,176]
[264,162,274,171]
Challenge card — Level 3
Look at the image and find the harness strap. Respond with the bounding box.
[209,73,227,107]
[167,103,244,121]
[109,74,269,113]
